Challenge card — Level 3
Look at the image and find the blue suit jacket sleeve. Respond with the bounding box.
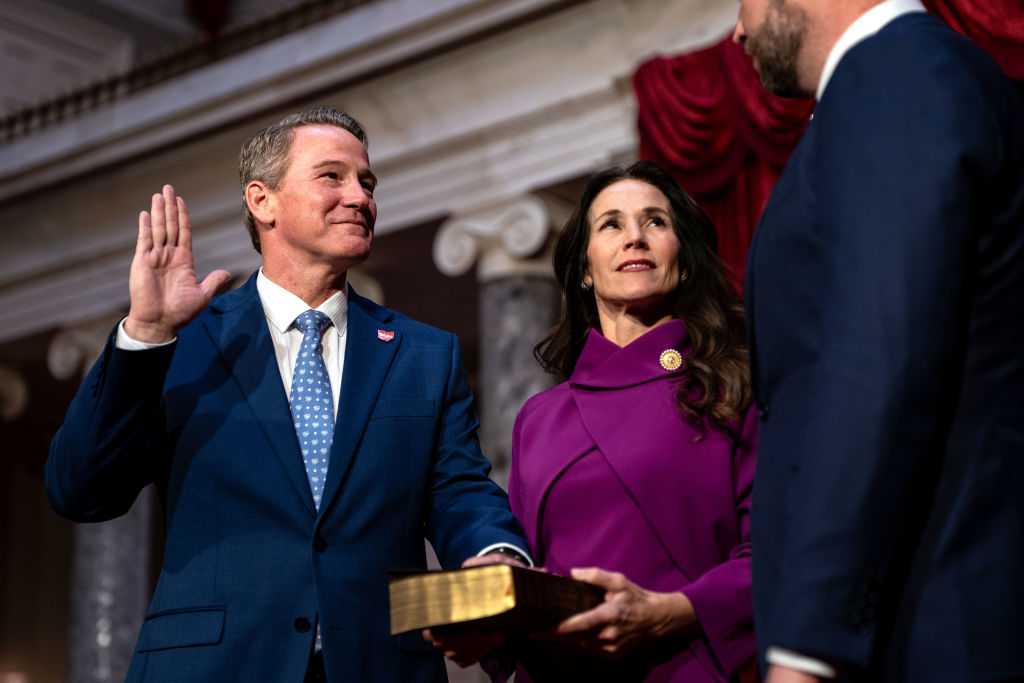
[45,330,174,522]
[765,35,1020,666]
[424,333,527,567]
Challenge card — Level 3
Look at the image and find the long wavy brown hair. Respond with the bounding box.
[534,161,752,432]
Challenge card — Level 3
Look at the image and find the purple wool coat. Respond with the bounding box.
[508,321,757,682]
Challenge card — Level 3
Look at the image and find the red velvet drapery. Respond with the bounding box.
[634,3,1024,291]
[634,39,812,290]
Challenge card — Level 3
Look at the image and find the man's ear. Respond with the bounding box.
[246,180,275,226]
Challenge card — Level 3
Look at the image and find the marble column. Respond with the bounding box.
[65,491,154,682]
[476,276,560,486]
[433,194,569,487]
[49,317,154,683]
[433,195,568,683]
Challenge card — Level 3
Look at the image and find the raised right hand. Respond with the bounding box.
[124,185,232,343]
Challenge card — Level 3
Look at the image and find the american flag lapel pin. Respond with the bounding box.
[377,328,395,342]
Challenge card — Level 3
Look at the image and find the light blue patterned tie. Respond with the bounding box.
[290,310,334,510]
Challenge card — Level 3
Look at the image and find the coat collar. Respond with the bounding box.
[256,268,348,334]
[570,319,689,390]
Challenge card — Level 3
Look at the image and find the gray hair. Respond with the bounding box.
[239,106,368,252]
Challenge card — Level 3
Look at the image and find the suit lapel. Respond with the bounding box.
[201,275,316,516]
[318,289,400,518]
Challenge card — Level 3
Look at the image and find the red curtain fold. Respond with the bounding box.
[634,38,812,290]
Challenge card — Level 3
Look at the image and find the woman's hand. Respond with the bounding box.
[555,567,698,658]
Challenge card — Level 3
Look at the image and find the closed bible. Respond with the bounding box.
[388,564,604,635]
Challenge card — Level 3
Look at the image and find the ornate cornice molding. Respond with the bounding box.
[0,0,735,344]
[0,0,568,202]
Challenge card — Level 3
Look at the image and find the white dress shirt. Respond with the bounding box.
[254,270,347,418]
[767,1,926,678]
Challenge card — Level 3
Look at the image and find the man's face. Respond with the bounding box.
[267,124,378,269]
[734,0,811,98]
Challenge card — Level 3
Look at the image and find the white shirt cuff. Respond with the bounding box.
[766,647,837,678]
[476,543,533,567]
[116,317,177,350]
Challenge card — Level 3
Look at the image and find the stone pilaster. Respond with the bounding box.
[49,316,154,683]
[433,195,569,486]
[66,490,154,682]
[433,194,569,683]
[477,276,560,486]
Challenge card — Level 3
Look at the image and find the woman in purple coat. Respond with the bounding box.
[509,161,757,682]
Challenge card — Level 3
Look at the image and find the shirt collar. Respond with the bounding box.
[816,0,926,101]
[256,268,348,334]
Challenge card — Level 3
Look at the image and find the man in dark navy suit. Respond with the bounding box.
[46,107,530,682]
[735,1,1024,681]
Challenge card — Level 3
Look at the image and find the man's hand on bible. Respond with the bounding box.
[421,553,526,667]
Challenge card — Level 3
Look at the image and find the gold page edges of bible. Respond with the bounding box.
[388,564,605,635]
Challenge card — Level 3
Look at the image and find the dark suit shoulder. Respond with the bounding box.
[172,279,257,345]
[203,271,260,314]
[832,12,1016,112]
[817,12,1022,185]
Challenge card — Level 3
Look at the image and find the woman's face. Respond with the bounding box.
[584,179,681,314]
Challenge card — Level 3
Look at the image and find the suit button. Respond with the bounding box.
[294,617,312,633]
[313,536,327,553]
[758,406,769,419]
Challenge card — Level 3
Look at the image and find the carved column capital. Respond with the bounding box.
[432,194,572,282]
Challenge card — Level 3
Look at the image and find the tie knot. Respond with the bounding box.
[294,309,332,335]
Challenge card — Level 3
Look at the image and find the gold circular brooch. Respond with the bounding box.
[659,349,683,372]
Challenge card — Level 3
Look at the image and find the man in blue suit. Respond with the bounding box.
[735,1,1024,681]
[46,107,530,682]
